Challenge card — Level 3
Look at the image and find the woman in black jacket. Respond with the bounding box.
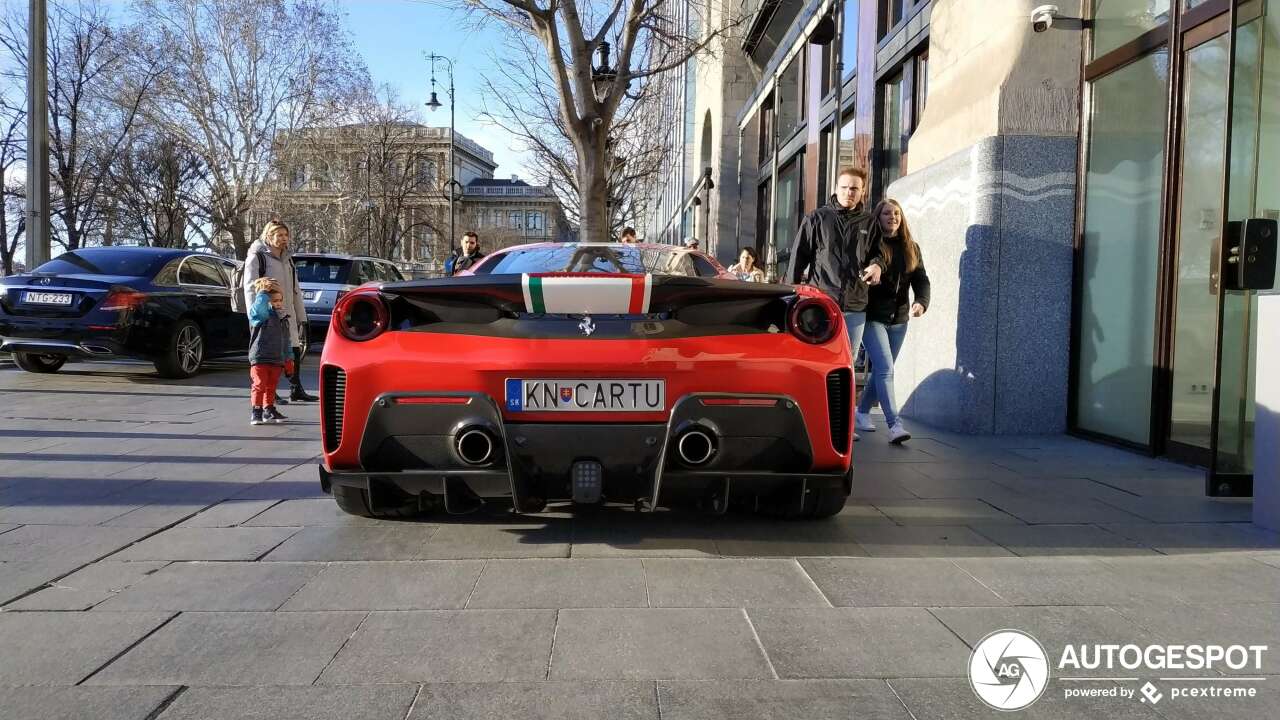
[855,199,930,444]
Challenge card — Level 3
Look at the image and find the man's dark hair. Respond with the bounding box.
[620,226,636,238]
[836,166,868,184]
[463,231,479,240]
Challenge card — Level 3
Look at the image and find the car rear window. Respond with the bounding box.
[296,258,351,284]
[33,249,163,277]
[473,245,719,277]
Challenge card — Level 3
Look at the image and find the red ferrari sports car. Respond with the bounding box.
[318,242,854,519]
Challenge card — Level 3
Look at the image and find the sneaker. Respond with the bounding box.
[888,422,911,444]
[290,387,318,403]
[274,393,289,406]
[250,407,265,426]
[263,406,288,424]
[855,412,876,432]
[854,432,860,442]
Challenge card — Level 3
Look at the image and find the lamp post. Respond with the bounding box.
[425,54,459,256]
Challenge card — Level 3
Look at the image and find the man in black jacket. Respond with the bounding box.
[451,231,486,274]
[788,167,882,440]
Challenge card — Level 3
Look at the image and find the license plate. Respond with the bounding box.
[505,379,665,412]
[303,290,318,302]
[23,291,73,305]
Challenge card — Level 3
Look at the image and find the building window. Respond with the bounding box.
[777,53,803,141]
[916,50,929,114]
[841,0,859,81]
[289,166,307,191]
[758,96,775,165]
[1074,50,1170,445]
[838,111,857,170]
[880,70,905,192]
[774,157,803,275]
[879,0,906,39]
[1091,0,1171,60]
[418,159,438,188]
[510,211,522,229]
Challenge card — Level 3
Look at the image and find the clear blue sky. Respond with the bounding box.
[341,0,534,178]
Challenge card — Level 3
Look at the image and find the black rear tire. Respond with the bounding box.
[801,487,849,519]
[332,484,420,519]
[154,319,205,379]
[13,352,67,373]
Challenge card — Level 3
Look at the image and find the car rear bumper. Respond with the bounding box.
[319,388,853,513]
[0,334,127,359]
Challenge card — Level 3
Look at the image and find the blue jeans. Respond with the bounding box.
[843,312,866,367]
[857,321,909,427]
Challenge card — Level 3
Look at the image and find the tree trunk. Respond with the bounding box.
[229,217,248,260]
[577,133,610,243]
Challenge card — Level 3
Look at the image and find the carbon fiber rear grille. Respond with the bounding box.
[826,368,852,452]
[322,365,346,453]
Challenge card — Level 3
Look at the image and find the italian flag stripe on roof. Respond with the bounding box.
[521,273,651,314]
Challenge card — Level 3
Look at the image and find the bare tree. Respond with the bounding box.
[131,0,367,259]
[453,0,742,243]
[0,71,23,275]
[107,133,209,248]
[0,0,157,252]
[477,33,671,238]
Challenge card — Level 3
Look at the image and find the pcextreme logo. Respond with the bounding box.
[967,629,1270,711]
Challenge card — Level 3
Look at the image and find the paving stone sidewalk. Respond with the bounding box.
[1,361,1277,719]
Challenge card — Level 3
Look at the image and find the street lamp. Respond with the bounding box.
[425,53,458,257]
[591,41,617,102]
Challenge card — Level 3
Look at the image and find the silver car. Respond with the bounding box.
[294,254,406,343]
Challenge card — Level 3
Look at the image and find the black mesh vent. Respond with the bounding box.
[826,368,851,453]
[322,365,346,453]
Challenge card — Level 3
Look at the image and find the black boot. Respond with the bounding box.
[289,346,317,402]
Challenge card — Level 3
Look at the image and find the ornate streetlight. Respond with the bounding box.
[425,53,462,256]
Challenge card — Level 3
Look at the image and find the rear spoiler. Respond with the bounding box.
[381,274,797,315]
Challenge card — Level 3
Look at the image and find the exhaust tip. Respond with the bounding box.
[677,429,716,466]
[455,428,495,466]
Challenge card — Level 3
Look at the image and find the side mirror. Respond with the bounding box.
[1223,219,1277,291]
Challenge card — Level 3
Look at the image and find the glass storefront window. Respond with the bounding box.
[1075,50,1170,445]
[842,0,859,80]
[880,71,905,192]
[838,112,857,170]
[1092,0,1171,59]
[774,158,803,276]
[777,55,803,141]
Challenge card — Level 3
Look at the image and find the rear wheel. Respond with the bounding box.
[13,352,67,374]
[800,487,849,519]
[332,484,421,519]
[154,320,204,378]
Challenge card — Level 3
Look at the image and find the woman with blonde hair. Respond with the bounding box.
[241,219,315,406]
[854,199,930,444]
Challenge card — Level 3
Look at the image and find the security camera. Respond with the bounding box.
[1031,4,1059,33]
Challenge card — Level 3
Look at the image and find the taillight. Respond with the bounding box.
[333,289,389,342]
[101,287,147,311]
[788,296,841,344]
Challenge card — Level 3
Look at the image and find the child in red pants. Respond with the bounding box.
[247,279,294,425]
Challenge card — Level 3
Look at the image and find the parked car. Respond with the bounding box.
[0,247,248,378]
[318,242,855,519]
[294,254,406,342]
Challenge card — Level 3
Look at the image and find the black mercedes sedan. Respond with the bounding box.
[0,247,249,378]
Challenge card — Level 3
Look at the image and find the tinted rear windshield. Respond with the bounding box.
[34,249,164,277]
[295,258,351,284]
[473,245,719,277]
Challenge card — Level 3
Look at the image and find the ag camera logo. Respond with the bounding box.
[969,629,1051,711]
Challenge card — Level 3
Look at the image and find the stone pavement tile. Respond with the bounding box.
[550,608,773,680]
[851,442,944,464]
[644,559,829,608]
[847,468,921,499]
[967,524,1159,557]
[977,491,1148,524]
[0,559,86,605]
[908,462,1025,482]
[572,514,719,558]
[708,516,870,558]
[990,475,1135,502]
[178,499,279,528]
[872,499,1024,526]
[282,560,485,610]
[848,525,1016,558]
[160,685,419,720]
[6,560,168,610]
[37,437,163,457]
[950,557,1154,606]
[88,611,364,686]
[232,478,330,501]
[1089,496,1253,524]
[318,610,555,683]
[1111,602,1280,675]
[749,607,970,678]
[467,559,646,609]
[0,611,172,685]
[800,558,1004,607]
[0,458,151,478]
[896,474,1014,500]
[929,607,1174,669]
[657,679,911,720]
[0,524,153,563]
[263,526,441,561]
[0,476,150,506]
[0,686,179,720]
[889,678,1163,720]
[1098,523,1280,555]
[243,498,386,526]
[0,436,65,452]
[94,561,322,611]
[0,522,18,534]
[113,460,251,481]
[412,682,656,720]
[110,526,300,561]
[259,461,327,484]
[1252,551,1280,569]
[0,499,140,526]
[1098,555,1280,604]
